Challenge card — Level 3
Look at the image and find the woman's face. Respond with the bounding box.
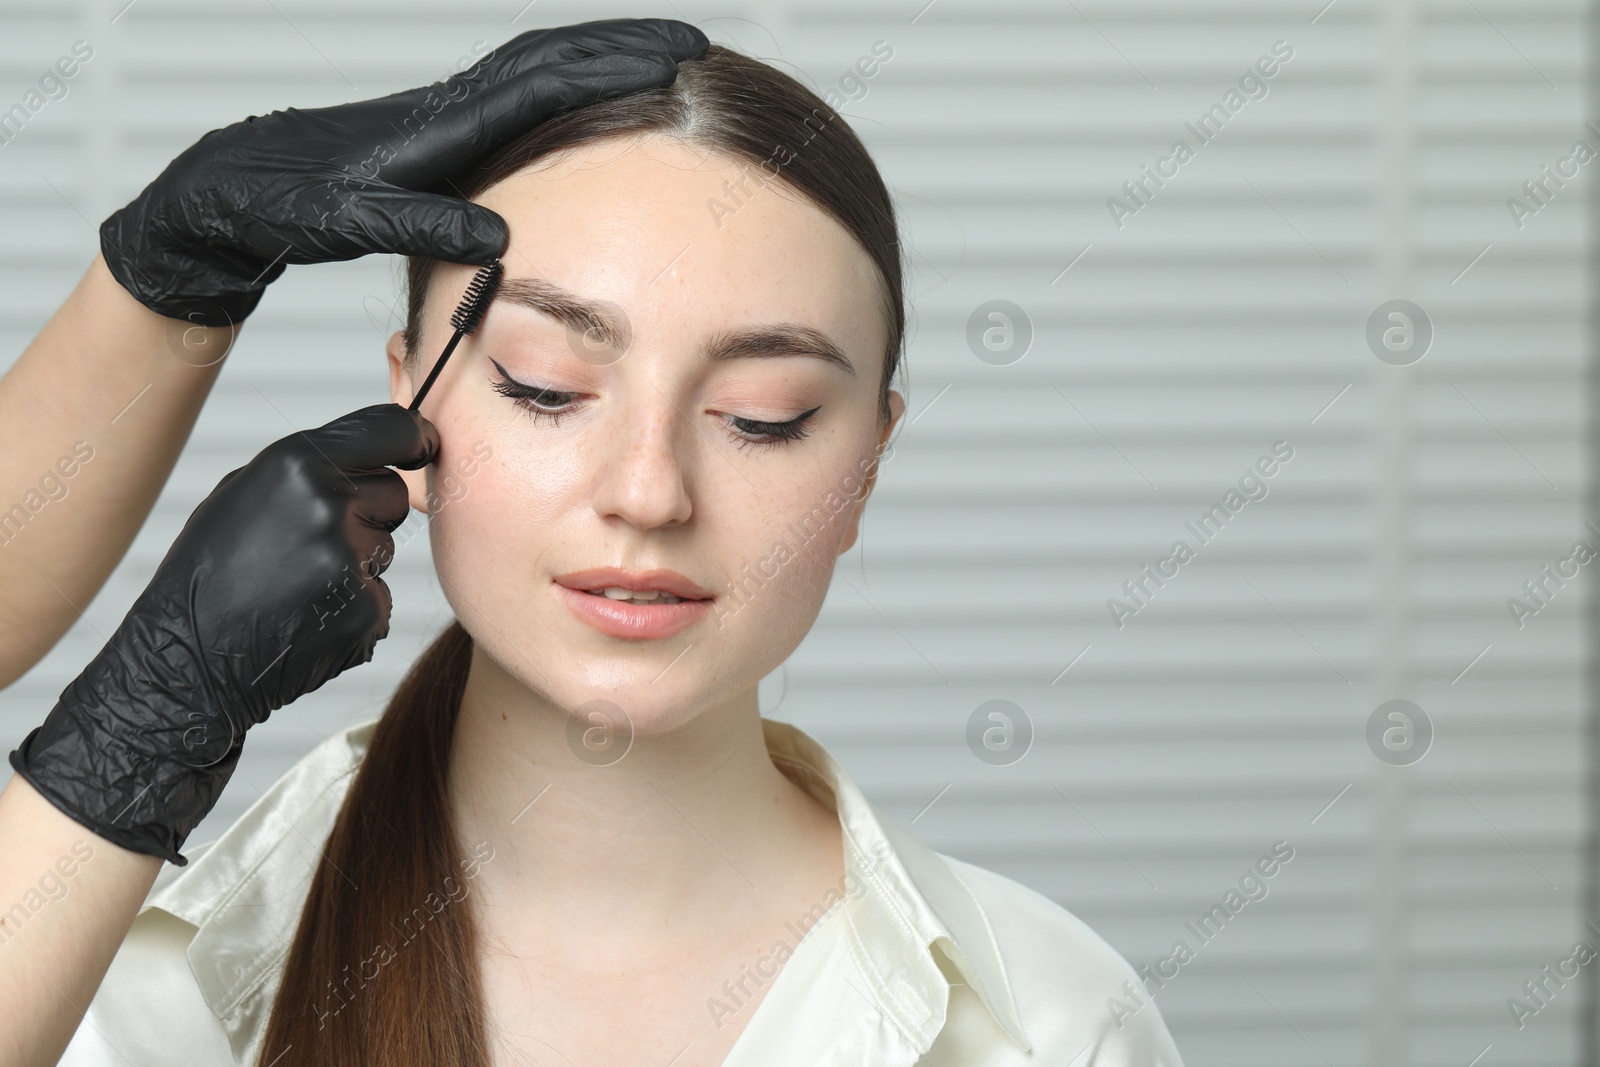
[388,134,902,734]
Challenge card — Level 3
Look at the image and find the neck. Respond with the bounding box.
[446,644,839,960]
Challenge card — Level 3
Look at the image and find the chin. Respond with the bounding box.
[481,634,749,734]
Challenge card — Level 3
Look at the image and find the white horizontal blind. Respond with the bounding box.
[0,2,1589,1065]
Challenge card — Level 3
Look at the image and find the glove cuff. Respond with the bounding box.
[8,732,188,866]
[98,211,273,328]
[8,707,240,869]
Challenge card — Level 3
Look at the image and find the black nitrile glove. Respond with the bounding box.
[100,18,709,326]
[8,404,438,865]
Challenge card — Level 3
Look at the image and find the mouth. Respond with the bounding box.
[554,566,715,602]
[552,567,716,641]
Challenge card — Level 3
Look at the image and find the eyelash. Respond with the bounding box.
[488,369,821,451]
[489,376,579,424]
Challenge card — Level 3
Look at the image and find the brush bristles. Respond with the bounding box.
[450,258,504,336]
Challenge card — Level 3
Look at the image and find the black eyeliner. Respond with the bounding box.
[736,405,822,439]
[486,357,820,443]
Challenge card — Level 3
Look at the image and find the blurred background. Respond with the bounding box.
[0,1,1591,1064]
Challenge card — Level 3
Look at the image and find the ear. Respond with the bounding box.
[837,388,905,556]
[387,330,432,515]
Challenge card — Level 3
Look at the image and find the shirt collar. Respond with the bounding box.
[143,716,1031,1062]
[761,718,1032,1055]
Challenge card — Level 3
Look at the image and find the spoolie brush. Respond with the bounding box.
[408,258,504,412]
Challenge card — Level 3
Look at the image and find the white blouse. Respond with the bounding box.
[56,716,1184,1066]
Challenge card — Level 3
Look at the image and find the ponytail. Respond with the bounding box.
[256,620,489,1065]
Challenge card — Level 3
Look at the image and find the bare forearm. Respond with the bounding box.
[0,255,236,688]
[0,773,160,1067]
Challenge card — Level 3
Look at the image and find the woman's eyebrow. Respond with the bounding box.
[703,324,857,377]
[494,275,856,376]
[496,276,630,352]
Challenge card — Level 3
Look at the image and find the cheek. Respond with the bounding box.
[713,444,874,634]
[429,435,574,578]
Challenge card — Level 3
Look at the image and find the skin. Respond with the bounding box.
[386,134,904,1066]
[0,258,235,688]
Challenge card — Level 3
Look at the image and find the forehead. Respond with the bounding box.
[465,135,886,358]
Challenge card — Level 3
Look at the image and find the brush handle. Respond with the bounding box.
[408,328,466,412]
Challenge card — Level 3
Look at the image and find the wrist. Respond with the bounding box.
[7,720,213,868]
[85,252,244,370]
[16,648,246,865]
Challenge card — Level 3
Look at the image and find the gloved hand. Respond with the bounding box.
[8,404,438,865]
[100,18,708,326]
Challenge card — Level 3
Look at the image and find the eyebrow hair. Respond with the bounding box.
[494,275,856,377]
[496,277,630,353]
[704,323,856,377]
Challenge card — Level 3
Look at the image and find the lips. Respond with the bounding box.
[552,566,716,641]
[554,567,714,602]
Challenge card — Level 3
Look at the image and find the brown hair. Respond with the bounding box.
[259,43,903,1065]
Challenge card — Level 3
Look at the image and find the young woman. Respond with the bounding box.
[34,40,1182,1067]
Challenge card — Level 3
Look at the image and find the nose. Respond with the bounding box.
[589,390,694,530]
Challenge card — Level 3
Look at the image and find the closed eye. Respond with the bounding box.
[489,358,581,422]
[487,357,821,450]
[722,407,821,450]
